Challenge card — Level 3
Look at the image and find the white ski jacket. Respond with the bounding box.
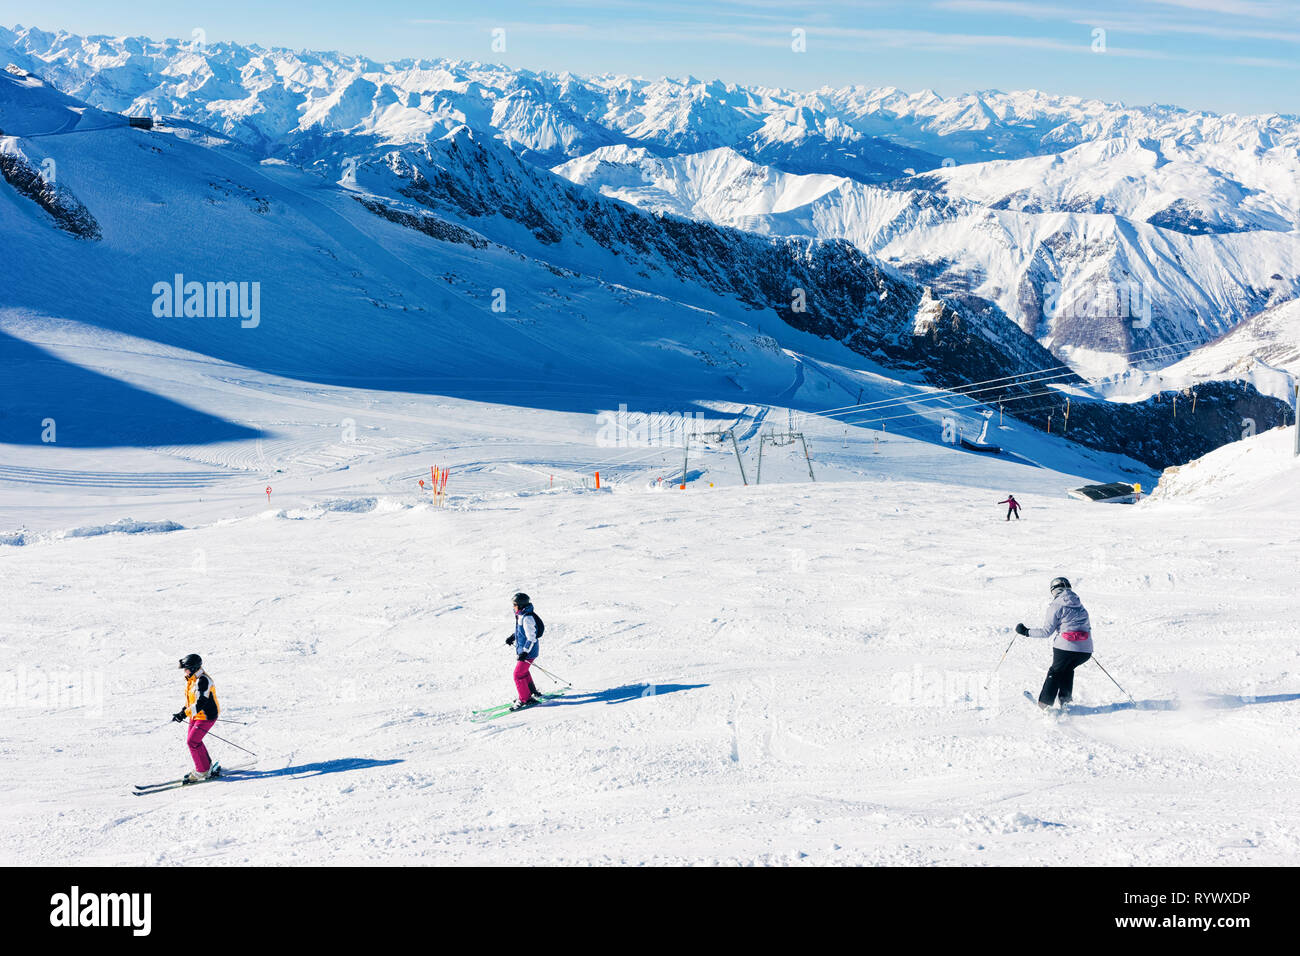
[1028,589,1093,653]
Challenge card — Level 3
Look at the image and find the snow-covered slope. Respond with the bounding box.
[1149,424,1299,510]
[0,68,1159,500]
[813,84,1300,169]
[896,135,1298,235]
[2,435,1297,865]
[0,68,800,403]
[1160,300,1300,402]
[553,145,845,223]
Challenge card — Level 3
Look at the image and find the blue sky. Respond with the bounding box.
[2,1,1297,115]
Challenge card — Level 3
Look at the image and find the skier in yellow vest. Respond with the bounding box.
[173,654,221,782]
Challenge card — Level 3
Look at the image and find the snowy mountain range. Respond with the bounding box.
[1,24,1296,470]
[555,143,1297,364]
[3,23,1296,373]
[6,25,1295,179]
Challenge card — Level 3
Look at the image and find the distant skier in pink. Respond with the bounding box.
[999,494,1021,521]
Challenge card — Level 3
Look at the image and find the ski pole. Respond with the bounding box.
[1092,657,1135,704]
[202,730,259,759]
[985,633,1018,690]
[531,663,572,687]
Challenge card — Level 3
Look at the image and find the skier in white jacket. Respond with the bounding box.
[1015,577,1092,709]
[505,592,544,711]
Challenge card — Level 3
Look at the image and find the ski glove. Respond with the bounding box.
[517,653,528,662]
[172,710,186,723]
[1015,623,1029,636]
[505,635,515,646]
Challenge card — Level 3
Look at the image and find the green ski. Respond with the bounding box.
[470,690,567,723]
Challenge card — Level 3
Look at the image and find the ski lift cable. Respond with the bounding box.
[812,337,1205,418]
[841,383,1101,431]
[843,383,1092,430]
[810,338,1206,418]
[816,367,1086,421]
[816,336,1206,417]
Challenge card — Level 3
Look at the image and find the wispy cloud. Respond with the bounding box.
[403,15,1300,71]
[1142,0,1296,18]
[935,0,1300,43]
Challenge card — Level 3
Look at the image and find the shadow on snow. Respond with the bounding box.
[0,331,263,447]
[223,757,404,780]
[548,682,708,707]
[1067,692,1300,717]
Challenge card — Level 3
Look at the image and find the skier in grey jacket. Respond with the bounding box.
[1015,577,1092,709]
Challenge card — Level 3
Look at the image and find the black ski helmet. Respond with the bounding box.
[179,653,202,671]
[512,592,530,608]
[1049,577,1071,593]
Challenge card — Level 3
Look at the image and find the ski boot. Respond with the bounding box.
[508,699,533,712]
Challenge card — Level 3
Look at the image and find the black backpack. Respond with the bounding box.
[529,611,545,639]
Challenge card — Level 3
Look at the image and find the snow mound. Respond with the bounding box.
[61,518,184,538]
[320,497,379,514]
[276,497,396,520]
[1149,425,1299,507]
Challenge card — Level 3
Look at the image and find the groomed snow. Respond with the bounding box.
[2,432,1296,865]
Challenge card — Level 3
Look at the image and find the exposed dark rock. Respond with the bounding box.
[353,196,490,248]
[0,148,101,238]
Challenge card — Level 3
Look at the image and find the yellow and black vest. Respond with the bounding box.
[185,670,220,721]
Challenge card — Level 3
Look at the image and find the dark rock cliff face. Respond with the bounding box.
[353,196,489,249]
[1003,381,1290,470]
[1147,198,1268,236]
[0,148,101,239]
[358,131,1064,378]
[345,130,1290,469]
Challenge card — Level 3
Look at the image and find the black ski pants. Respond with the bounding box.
[1039,648,1091,706]
[1006,506,1019,520]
